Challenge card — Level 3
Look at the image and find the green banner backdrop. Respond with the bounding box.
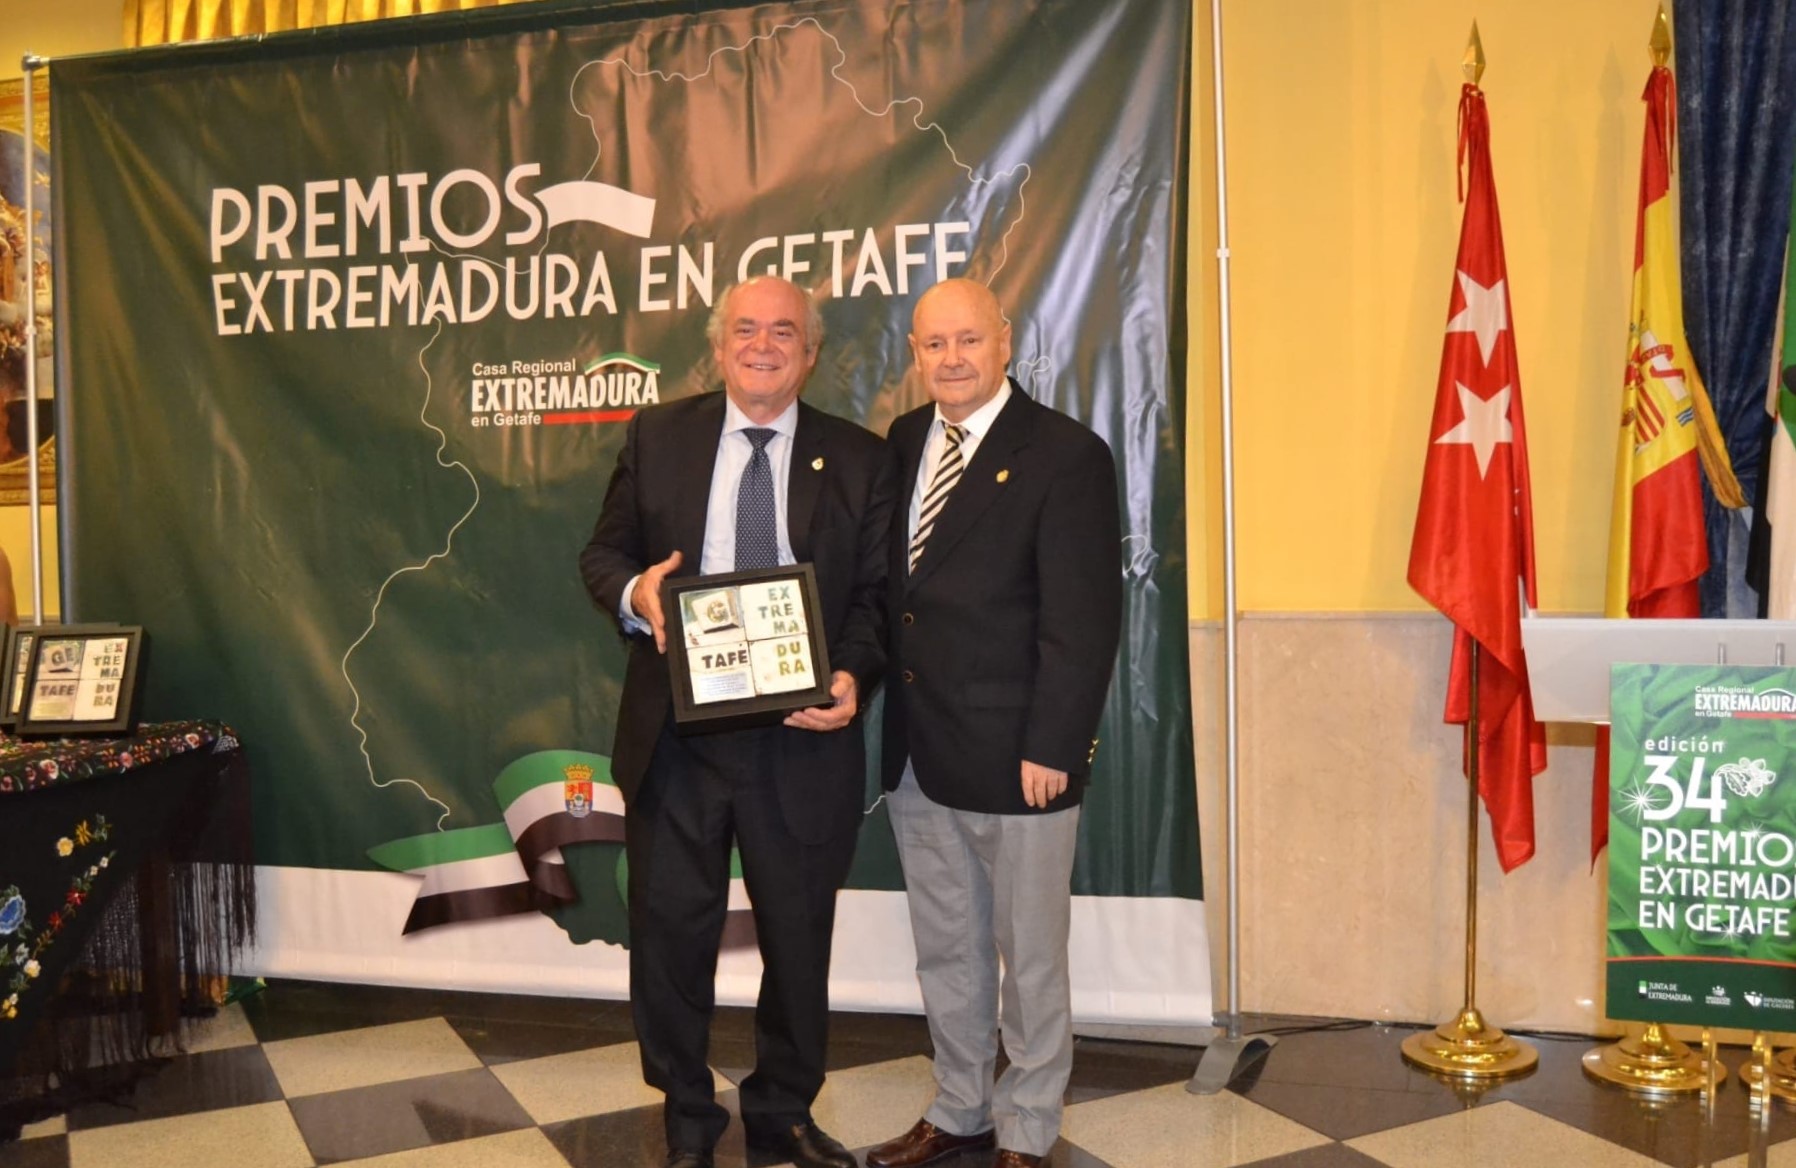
[47,0,1201,1011]
[1607,663,1796,1030]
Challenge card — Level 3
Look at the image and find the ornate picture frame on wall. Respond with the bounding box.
[0,74,54,507]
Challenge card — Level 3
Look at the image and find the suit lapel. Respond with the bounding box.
[676,394,727,567]
[787,404,826,562]
[909,389,1035,587]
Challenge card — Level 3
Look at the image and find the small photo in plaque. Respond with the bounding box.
[664,564,831,733]
[681,588,744,647]
[15,623,146,738]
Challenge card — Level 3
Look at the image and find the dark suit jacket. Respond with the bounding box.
[580,391,895,843]
[882,381,1123,815]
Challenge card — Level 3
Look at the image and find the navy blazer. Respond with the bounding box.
[580,391,895,842]
[882,380,1123,815]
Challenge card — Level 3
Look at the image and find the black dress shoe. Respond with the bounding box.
[747,1120,858,1168]
[664,1150,714,1168]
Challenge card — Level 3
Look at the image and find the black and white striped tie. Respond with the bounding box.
[909,423,965,572]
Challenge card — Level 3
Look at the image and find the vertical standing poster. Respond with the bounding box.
[49,0,1205,1019]
[1607,663,1796,1028]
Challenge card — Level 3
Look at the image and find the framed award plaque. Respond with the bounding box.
[15,624,147,738]
[0,623,36,732]
[664,564,832,732]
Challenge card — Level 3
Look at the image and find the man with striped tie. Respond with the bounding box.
[870,279,1122,1168]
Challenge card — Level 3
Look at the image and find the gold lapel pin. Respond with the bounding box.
[996,469,1010,483]
[812,457,825,471]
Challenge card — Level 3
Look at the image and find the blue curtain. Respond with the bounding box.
[1675,0,1796,616]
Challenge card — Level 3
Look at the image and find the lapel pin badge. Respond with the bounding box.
[996,469,1010,483]
[812,457,825,471]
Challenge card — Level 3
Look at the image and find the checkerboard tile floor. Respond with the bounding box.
[4,980,1796,1167]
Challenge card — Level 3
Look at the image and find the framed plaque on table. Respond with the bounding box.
[15,624,147,738]
[0,623,36,731]
[664,564,832,733]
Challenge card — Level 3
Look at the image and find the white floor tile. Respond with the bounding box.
[328,1128,569,1167]
[811,1055,939,1151]
[490,1040,727,1125]
[19,1113,66,1139]
[261,1017,481,1098]
[1061,1080,1330,1168]
[67,1101,313,1168]
[1347,1100,1667,1168]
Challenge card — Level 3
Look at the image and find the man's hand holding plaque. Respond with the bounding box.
[632,550,684,653]
[784,670,857,732]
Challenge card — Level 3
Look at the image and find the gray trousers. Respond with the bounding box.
[888,765,1081,1156]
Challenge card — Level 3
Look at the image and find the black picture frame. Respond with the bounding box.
[14,624,147,739]
[663,564,832,733]
[0,622,34,731]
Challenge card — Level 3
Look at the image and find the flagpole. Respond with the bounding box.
[1581,4,1725,1097]
[20,54,45,626]
[1186,0,1275,1095]
[1398,25,1537,1080]
[1400,640,1537,1078]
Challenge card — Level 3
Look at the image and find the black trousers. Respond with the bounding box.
[624,721,858,1152]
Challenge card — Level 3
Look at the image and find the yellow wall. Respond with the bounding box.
[16,0,1643,621]
[1197,0,1648,616]
[0,0,122,618]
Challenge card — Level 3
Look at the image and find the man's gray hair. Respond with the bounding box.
[705,277,825,354]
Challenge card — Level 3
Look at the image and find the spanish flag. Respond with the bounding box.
[1596,61,1742,858]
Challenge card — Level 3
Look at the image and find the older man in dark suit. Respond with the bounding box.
[868,278,1122,1168]
[580,275,894,1168]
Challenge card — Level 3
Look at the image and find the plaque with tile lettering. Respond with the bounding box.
[664,565,831,733]
[15,624,147,738]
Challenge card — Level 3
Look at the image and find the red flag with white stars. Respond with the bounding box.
[1407,83,1547,873]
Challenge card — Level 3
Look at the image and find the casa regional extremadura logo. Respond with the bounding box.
[467,352,662,428]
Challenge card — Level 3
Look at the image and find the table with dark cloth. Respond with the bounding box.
[0,720,254,1138]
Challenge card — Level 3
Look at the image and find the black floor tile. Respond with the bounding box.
[239,978,465,1043]
[447,1012,637,1066]
[242,977,635,1044]
[1066,1037,1196,1103]
[62,1045,284,1131]
[1233,1022,1416,1093]
[1238,1144,1395,1168]
[824,1010,935,1070]
[1433,1033,1796,1168]
[288,1067,535,1164]
[546,1098,753,1168]
[0,1135,67,1168]
[545,1103,673,1168]
[1231,1077,1470,1141]
[1506,1070,1796,1168]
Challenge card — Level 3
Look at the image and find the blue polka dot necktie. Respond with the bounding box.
[735,428,780,571]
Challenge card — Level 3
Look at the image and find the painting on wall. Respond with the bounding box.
[0,74,53,506]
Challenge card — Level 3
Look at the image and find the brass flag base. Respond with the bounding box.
[1401,1006,1539,1079]
[1737,1034,1796,1104]
[1582,1024,1725,1094]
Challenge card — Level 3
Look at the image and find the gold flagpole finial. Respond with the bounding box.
[1464,21,1486,85]
[1650,2,1672,67]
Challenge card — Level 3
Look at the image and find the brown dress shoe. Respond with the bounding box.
[864,1118,996,1168]
[993,1152,1044,1168]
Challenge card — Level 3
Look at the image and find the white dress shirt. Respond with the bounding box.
[906,382,1012,544]
[619,397,799,628]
